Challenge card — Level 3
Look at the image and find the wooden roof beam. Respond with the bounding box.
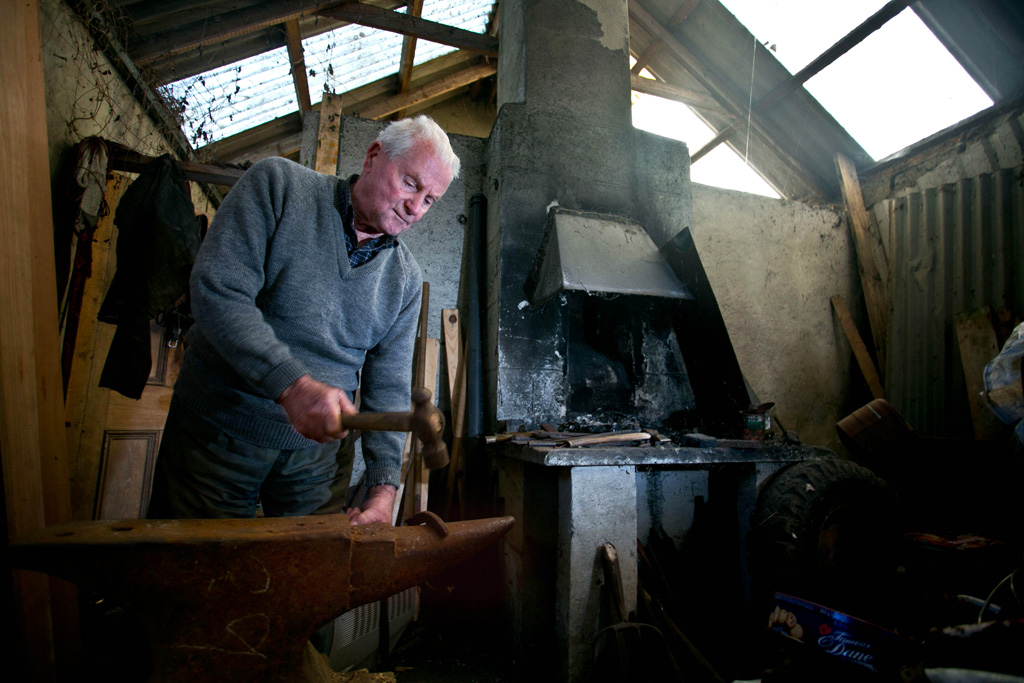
[631,0,700,75]
[398,0,425,93]
[396,0,425,119]
[354,62,497,120]
[630,73,728,115]
[108,144,247,186]
[284,19,312,114]
[128,0,353,65]
[317,2,499,57]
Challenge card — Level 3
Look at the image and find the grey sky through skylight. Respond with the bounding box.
[632,0,993,197]
[719,0,993,160]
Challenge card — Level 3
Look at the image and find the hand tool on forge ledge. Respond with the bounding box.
[332,386,448,468]
[489,429,654,447]
[9,513,515,682]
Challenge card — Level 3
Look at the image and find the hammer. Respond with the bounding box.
[333,386,449,468]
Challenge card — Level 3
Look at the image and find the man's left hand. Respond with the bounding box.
[346,484,397,525]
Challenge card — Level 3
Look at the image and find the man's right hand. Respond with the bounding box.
[277,374,356,443]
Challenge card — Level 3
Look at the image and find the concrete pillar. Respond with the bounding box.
[488,0,638,426]
[556,465,637,682]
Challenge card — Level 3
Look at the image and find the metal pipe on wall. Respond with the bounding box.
[466,194,486,441]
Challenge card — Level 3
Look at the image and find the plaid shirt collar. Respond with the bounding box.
[343,174,399,268]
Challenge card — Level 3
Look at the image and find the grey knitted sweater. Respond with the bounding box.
[173,156,421,489]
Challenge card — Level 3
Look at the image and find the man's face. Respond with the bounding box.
[352,140,452,240]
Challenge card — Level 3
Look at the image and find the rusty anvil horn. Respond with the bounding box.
[8,514,514,682]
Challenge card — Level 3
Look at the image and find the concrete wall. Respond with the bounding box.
[691,184,861,453]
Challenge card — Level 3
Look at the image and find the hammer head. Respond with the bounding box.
[410,386,449,468]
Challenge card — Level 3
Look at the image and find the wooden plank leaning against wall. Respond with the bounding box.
[2,0,76,677]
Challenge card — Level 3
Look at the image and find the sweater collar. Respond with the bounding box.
[340,174,399,267]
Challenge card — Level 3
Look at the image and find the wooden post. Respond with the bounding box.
[836,153,889,373]
[415,339,440,515]
[1,0,77,677]
[442,309,461,403]
[314,93,344,176]
[284,20,312,114]
[830,295,885,399]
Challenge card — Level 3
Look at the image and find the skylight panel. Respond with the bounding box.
[802,8,992,159]
[304,1,492,101]
[305,25,405,96]
[721,0,891,75]
[720,0,993,160]
[417,0,493,64]
[161,46,294,146]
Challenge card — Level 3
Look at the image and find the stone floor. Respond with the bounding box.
[382,616,528,683]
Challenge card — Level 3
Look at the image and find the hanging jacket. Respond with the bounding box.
[98,154,202,399]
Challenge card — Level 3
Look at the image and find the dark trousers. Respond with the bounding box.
[147,398,355,518]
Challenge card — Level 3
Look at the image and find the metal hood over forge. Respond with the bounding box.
[526,209,694,306]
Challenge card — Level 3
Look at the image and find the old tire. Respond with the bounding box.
[750,457,899,620]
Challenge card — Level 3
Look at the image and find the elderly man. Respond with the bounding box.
[148,115,460,525]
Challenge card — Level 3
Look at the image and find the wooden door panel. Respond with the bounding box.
[94,431,158,520]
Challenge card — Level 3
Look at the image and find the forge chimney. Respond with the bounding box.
[483,0,696,431]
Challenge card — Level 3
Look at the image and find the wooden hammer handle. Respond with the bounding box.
[341,412,413,433]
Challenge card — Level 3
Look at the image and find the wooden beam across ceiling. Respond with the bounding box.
[129,0,352,65]
[317,2,499,57]
[353,62,497,120]
[108,145,247,186]
[630,73,728,115]
[631,0,700,75]
[396,0,425,119]
[200,50,484,165]
[284,19,312,114]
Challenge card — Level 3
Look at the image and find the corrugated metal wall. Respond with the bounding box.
[886,166,1024,436]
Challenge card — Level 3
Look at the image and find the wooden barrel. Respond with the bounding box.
[836,398,915,457]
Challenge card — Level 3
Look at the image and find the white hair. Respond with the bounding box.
[377,115,461,180]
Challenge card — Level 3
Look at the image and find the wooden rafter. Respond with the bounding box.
[396,0,425,119]
[631,0,700,75]
[354,62,497,120]
[318,2,499,57]
[398,0,425,94]
[200,50,482,164]
[108,144,247,186]
[835,153,888,372]
[284,20,312,114]
[129,0,343,65]
[630,73,727,115]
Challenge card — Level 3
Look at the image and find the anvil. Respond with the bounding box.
[9,513,515,681]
